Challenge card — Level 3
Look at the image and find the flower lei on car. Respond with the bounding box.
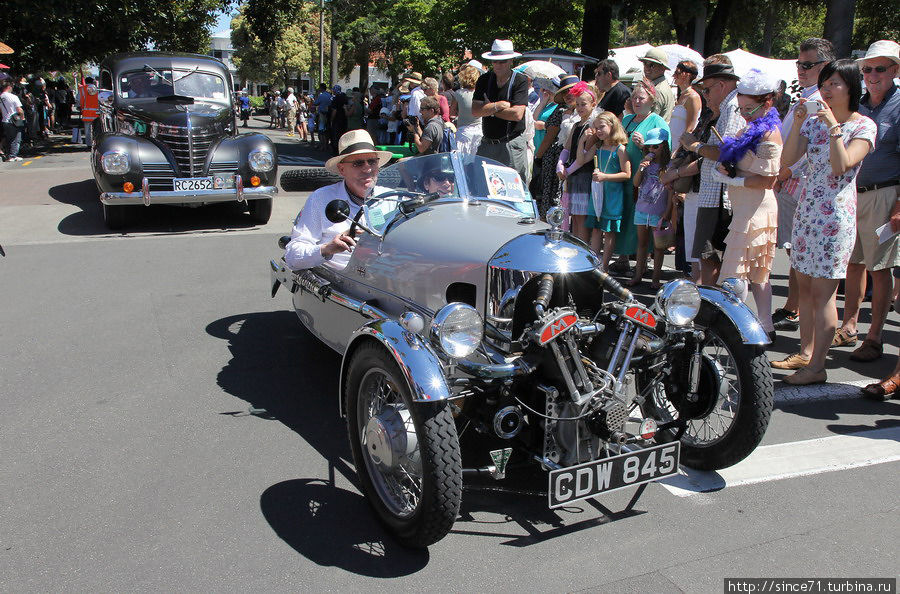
[718,107,782,168]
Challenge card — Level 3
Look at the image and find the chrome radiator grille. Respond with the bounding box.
[154,123,224,176]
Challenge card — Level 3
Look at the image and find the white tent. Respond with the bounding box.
[607,43,653,81]
[724,49,798,88]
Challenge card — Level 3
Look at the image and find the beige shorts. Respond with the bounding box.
[849,185,900,270]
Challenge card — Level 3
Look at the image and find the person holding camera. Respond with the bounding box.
[407,96,444,155]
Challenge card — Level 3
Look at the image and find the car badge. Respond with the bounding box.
[356,266,366,277]
[624,305,657,329]
[489,448,512,479]
[537,311,578,345]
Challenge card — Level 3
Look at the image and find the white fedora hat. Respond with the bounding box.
[856,40,900,66]
[482,39,521,61]
[325,130,393,174]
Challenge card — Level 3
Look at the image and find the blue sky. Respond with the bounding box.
[214,9,237,34]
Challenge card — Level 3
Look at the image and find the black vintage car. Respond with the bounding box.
[91,52,278,229]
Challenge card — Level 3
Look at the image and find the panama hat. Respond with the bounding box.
[482,39,522,61]
[466,59,486,73]
[737,68,779,95]
[856,40,900,66]
[553,74,581,103]
[324,130,393,174]
[403,71,423,85]
[640,47,671,70]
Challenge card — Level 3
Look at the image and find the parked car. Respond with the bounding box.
[91,52,278,229]
[269,153,774,547]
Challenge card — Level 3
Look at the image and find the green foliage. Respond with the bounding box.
[231,4,319,88]
[853,0,900,49]
[0,0,231,72]
[249,96,265,108]
[724,0,824,58]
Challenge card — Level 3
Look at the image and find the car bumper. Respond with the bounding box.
[99,177,277,206]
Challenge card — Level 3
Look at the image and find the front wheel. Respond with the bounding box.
[345,342,462,547]
[640,315,774,470]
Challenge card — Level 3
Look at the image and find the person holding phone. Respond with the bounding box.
[772,59,877,385]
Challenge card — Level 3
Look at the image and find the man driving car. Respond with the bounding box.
[284,130,393,270]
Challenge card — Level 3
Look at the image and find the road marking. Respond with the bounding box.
[34,155,43,159]
[660,425,900,496]
[22,161,31,166]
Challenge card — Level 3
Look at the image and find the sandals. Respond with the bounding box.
[861,372,900,401]
[849,338,882,362]
[831,327,858,348]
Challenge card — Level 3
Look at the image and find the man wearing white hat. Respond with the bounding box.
[835,40,900,370]
[285,130,392,271]
[472,39,530,185]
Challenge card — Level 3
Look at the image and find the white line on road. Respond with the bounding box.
[660,425,900,496]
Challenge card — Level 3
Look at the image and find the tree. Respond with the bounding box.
[0,0,231,72]
[230,4,319,89]
[823,0,856,57]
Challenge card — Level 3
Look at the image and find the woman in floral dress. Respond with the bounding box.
[773,60,877,385]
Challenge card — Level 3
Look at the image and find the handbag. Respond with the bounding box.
[668,149,698,193]
[2,95,25,128]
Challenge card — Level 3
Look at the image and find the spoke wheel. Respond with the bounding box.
[346,342,461,547]
[639,314,774,470]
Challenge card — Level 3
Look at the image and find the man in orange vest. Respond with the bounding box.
[78,76,99,145]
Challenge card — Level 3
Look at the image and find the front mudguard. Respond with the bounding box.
[696,286,770,345]
[338,319,451,417]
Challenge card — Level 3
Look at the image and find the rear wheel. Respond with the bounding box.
[639,315,774,470]
[102,203,129,230]
[248,197,273,224]
[346,342,462,548]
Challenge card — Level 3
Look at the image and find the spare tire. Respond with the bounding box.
[280,167,342,192]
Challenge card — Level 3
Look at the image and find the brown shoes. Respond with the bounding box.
[771,353,811,370]
[849,338,883,362]
[783,367,827,385]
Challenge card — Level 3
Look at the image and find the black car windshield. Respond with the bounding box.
[118,68,228,102]
[366,153,536,235]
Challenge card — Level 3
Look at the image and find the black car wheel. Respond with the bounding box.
[280,167,342,192]
[248,197,273,224]
[346,342,462,548]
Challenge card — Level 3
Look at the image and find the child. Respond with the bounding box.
[629,127,672,288]
[572,111,631,271]
[556,82,599,243]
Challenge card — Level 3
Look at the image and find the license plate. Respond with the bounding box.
[548,441,680,508]
[174,177,213,191]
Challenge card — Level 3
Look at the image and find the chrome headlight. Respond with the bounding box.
[656,279,701,326]
[430,303,483,358]
[248,150,275,172]
[101,151,130,175]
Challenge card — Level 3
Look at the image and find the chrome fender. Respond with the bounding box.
[338,319,452,417]
[697,286,770,345]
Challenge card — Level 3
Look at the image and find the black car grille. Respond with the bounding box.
[154,123,224,177]
[144,161,238,190]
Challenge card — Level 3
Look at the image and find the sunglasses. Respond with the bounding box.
[345,158,380,168]
[861,65,893,74]
[426,173,454,183]
[734,103,764,117]
[796,60,825,70]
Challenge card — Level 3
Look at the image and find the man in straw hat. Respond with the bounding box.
[639,46,675,121]
[472,39,530,185]
[835,40,900,371]
[284,129,392,271]
[403,71,426,124]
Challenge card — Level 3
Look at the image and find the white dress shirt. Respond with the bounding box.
[408,86,425,120]
[285,181,364,271]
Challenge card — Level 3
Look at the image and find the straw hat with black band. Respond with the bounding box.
[324,130,393,174]
[553,74,582,104]
[403,71,423,86]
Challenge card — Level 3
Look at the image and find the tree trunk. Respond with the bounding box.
[693,2,707,54]
[357,47,370,92]
[758,0,778,57]
[704,0,735,55]
[581,0,613,80]
[823,0,856,58]
[329,32,338,87]
[669,0,694,47]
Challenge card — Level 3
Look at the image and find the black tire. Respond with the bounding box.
[280,167,341,192]
[102,203,129,230]
[248,197,273,224]
[641,313,774,470]
[345,342,462,548]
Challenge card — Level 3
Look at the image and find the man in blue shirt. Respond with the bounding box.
[836,40,900,369]
[314,83,333,151]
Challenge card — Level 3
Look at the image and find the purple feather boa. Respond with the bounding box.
[718,107,782,164]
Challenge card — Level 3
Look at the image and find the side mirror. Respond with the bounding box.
[325,199,351,223]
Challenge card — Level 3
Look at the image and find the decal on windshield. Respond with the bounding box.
[482,163,527,201]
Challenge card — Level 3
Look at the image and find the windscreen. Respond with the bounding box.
[119,68,228,102]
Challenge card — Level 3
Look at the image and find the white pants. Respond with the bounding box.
[455,123,482,155]
[683,192,700,263]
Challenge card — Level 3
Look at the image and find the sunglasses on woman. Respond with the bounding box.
[734,103,764,117]
[796,60,825,70]
[861,65,893,74]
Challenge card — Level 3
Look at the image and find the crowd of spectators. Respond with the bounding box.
[1,75,76,161]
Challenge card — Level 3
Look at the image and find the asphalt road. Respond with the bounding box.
[1,118,897,593]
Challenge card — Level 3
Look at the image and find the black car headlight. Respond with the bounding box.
[430,303,483,358]
[656,279,701,326]
[248,150,275,172]
[101,151,130,175]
